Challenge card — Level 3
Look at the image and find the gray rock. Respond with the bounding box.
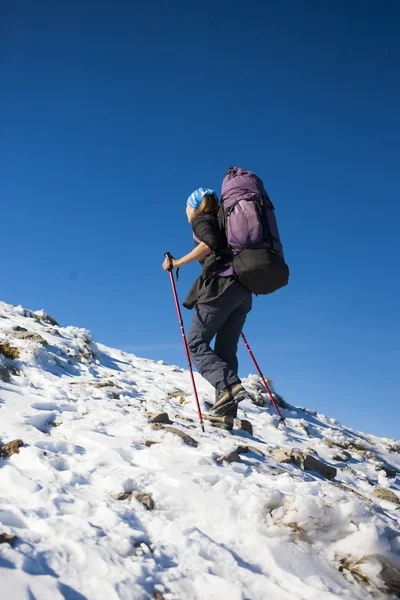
[149,412,172,425]
[332,450,352,462]
[299,454,337,480]
[115,490,154,510]
[0,365,10,382]
[0,533,17,546]
[375,464,397,478]
[152,425,198,448]
[0,439,24,458]
[234,419,253,435]
[8,331,48,346]
[237,444,265,457]
[271,448,293,464]
[216,450,242,464]
[373,488,400,504]
[271,448,337,480]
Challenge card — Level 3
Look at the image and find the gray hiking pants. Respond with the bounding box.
[187,282,252,402]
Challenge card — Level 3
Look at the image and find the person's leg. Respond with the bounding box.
[213,293,253,416]
[187,298,241,392]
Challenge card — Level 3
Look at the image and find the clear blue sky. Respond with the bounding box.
[1,1,399,439]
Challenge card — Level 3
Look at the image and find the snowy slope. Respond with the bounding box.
[0,300,399,600]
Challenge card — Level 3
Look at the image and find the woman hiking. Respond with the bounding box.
[162,187,252,418]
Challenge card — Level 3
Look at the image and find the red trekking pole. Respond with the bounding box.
[164,253,205,432]
[241,332,286,426]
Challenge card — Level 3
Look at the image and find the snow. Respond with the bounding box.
[0,300,399,600]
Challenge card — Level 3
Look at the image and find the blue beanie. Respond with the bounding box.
[187,187,217,210]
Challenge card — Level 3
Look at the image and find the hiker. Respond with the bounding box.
[162,187,252,418]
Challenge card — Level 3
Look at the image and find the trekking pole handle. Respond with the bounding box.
[164,252,174,271]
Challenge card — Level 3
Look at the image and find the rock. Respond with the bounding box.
[237,445,265,457]
[8,331,48,346]
[380,558,400,596]
[115,490,154,510]
[234,419,253,435]
[332,450,352,462]
[0,342,21,360]
[143,440,158,447]
[13,326,27,332]
[375,464,397,478]
[300,454,337,480]
[0,533,17,546]
[149,412,172,425]
[271,448,293,464]
[132,491,154,510]
[152,425,198,448]
[271,448,337,480]
[0,439,24,458]
[154,593,165,600]
[373,488,400,504]
[0,365,10,382]
[216,450,242,464]
[48,420,62,428]
[35,311,59,326]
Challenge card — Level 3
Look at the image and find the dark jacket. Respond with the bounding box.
[183,214,236,309]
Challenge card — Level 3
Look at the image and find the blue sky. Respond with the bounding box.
[1,1,399,439]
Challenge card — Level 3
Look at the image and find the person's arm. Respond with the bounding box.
[162,242,211,271]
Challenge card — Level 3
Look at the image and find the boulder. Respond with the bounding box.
[115,490,154,510]
[0,342,21,359]
[0,365,10,382]
[216,450,242,464]
[0,439,24,458]
[272,448,337,480]
[8,331,48,346]
[373,488,400,504]
[0,533,17,546]
[149,412,172,425]
[234,419,253,435]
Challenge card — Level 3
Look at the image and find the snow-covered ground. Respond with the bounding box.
[0,300,399,600]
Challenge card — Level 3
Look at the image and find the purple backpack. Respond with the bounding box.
[219,166,289,295]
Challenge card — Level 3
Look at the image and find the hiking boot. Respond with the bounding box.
[210,383,248,417]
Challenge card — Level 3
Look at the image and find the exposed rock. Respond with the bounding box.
[149,412,172,425]
[142,440,158,447]
[299,454,337,480]
[7,366,20,376]
[152,425,198,448]
[332,450,352,462]
[0,439,24,458]
[48,420,62,428]
[375,464,397,478]
[0,533,17,546]
[91,380,121,389]
[234,419,253,435]
[0,342,21,360]
[154,593,165,600]
[35,311,59,326]
[167,390,188,404]
[380,558,400,597]
[0,365,10,382]
[115,490,154,510]
[7,331,48,346]
[271,448,293,464]
[271,448,337,480]
[216,450,242,464]
[237,445,265,457]
[13,326,27,332]
[373,488,400,504]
